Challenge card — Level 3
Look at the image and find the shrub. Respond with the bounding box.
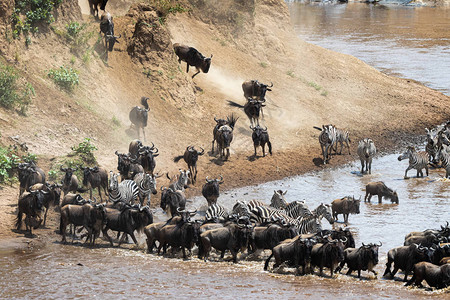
[64,22,93,57]
[0,62,35,115]
[151,0,187,23]
[47,66,79,91]
[71,138,97,165]
[0,146,37,184]
[12,0,63,42]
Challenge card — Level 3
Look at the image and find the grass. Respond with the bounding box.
[111,116,121,128]
[259,62,268,68]
[0,62,35,115]
[308,81,322,91]
[286,70,295,78]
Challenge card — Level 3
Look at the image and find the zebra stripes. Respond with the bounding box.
[357,138,377,174]
[109,172,139,204]
[438,150,450,178]
[398,146,429,179]
[205,203,229,222]
[312,203,334,225]
[134,173,156,206]
[334,127,351,155]
[284,201,310,219]
[269,190,288,209]
[317,124,336,164]
[169,170,190,191]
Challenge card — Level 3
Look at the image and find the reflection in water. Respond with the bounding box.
[1,154,448,298]
[287,2,450,95]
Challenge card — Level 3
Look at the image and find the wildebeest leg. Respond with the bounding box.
[254,144,257,157]
[142,126,146,142]
[89,187,93,202]
[262,144,266,157]
[43,207,48,226]
[186,64,189,73]
[220,250,225,259]
[102,228,114,246]
[378,195,382,204]
[344,213,349,224]
[425,165,429,176]
[403,268,411,282]
[192,71,200,78]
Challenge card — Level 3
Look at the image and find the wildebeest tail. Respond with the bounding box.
[313,126,323,131]
[268,141,272,155]
[264,253,274,271]
[227,100,245,108]
[173,155,184,163]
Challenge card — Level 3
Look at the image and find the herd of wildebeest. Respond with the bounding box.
[11,1,450,291]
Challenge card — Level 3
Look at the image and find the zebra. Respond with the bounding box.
[333,127,351,155]
[251,204,288,225]
[312,203,334,225]
[295,213,323,234]
[284,200,310,219]
[109,171,139,204]
[357,138,377,174]
[425,127,439,164]
[247,199,266,213]
[232,200,250,217]
[133,173,158,206]
[314,124,336,164]
[167,169,190,191]
[437,149,450,178]
[205,203,229,222]
[269,190,288,209]
[397,146,429,179]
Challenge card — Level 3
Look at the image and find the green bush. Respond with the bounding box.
[47,66,79,91]
[0,146,38,184]
[0,62,35,115]
[71,138,97,165]
[64,22,93,57]
[12,0,63,42]
[151,0,187,23]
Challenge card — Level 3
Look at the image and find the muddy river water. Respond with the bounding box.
[0,154,449,298]
[1,2,450,299]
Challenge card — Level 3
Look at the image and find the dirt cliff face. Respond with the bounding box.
[54,0,83,24]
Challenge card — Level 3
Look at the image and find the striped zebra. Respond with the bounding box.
[247,199,266,213]
[357,138,377,174]
[205,203,229,222]
[425,127,439,164]
[284,200,310,219]
[333,127,351,155]
[133,173,157,206]
[251,205,288,225]
[312,203,334,225]
[437,150,450,178]
[269,190,288,209]
[314,124,336,164]
[397,146,429,179]
[168,169,190,191]
[232,200,250,217]
[295,213,322,234]
[109,171,139,204]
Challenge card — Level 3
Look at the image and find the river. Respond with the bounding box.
[1,154,449,298]
[287,1,450,96]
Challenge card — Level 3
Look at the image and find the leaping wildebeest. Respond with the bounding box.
[129,96,150,141]
[173,146,205,185]
[99,12,120,52]
[173,43,212,78]
[242,80,273,101]
[228,98,266,127]
[250,125,272,157]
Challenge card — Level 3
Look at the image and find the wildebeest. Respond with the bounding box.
[405,262,450,289]
[173,43,212,78]
[100,12,120,52]
[335,242,382,279]
[200,223,253,263]
[397,146,429,179]
[173,146,205,185]
[129,97,150,141]
[29,183,61,226]
[16,190,47,235]
[115,151,144,180]
[264,237,315,275]
[60,166,80,195]
[81,166,109,202]
[250,125,272,157]
[311,238,346,277]
[228,98,266,127]
[201,176,223,205]
[18,162,46,196]
[88,0,108,17]
[357,138,377,174]
[160,187,187,217]
[137,143,159,174]
[249,224,297,255]
[383,244,433,281]
[242,80,273,101]
[215,125,234,160]
[331,196,360,224]
[144,215,193,253]
[211,114,238,154]
[404,234,440,248]
[61,193,89,207]
[157,220,200,259]
[102,205,153,246]
[364,181,398,204]
[59,203,106,245]
[129,139,143,160]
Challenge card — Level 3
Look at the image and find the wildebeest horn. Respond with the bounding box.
[206,176,211,183]
[189,209,197,216]
[263,126,267,131]
[377,241,382,247]
[60,166,66,172]
[199,147,205,155]
[218,175,224,184]
[160,186,166,191]
[115,150,119,156]
[177,207,186,213]
[340,237,347,243]
[214,117,219,123]
[362,242,366,247]
[269,82,273,87]
[154,173,163,178]
[210,54,213,58]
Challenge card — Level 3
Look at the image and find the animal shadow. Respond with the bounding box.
[210,157,225,166]
[247,155,262,162]
[313,157,324,167]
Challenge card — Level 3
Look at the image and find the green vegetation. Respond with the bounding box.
[111,116,121,128]
[11,0,63,43]
[0,62,35,115]
[65,22,93,57]
[308,81,321,91]
[70,137,97,165]
[0,145,38,184]
[47,66,79,91]
[286,70,295,78]
[259,62,268,68]
[143,68,152,78]
[151,0,187,23]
